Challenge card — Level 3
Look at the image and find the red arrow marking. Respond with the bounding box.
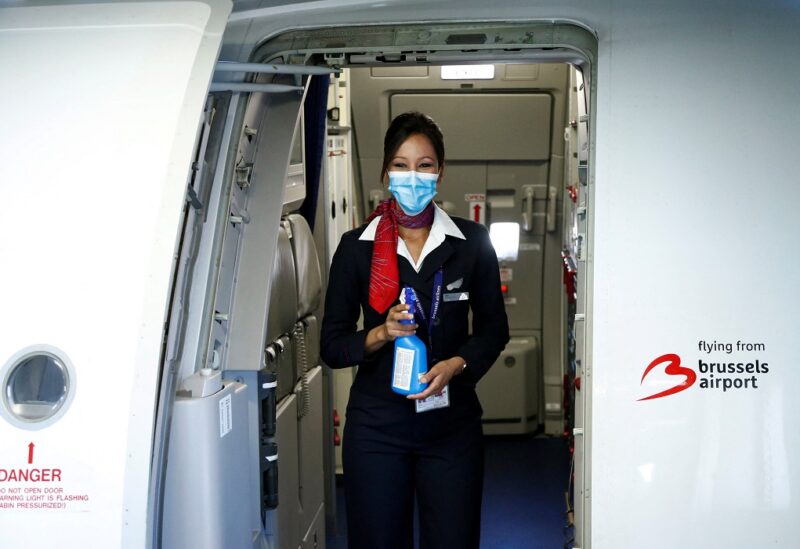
[473,203,482,222]
[28,442,35,464]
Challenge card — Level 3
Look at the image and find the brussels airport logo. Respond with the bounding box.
[638,340,770,401]
[638,353,695,401]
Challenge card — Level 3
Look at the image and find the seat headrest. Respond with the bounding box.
[286,213,322,318]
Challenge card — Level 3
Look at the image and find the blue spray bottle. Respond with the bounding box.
[391,287,429,395]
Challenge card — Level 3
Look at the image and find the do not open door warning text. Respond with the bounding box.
[0,442,91,512]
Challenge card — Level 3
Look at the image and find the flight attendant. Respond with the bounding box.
[321,111,509,549]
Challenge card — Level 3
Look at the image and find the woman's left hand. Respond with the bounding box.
[407,356,465,400]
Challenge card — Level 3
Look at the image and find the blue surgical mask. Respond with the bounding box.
[387,171,439,215]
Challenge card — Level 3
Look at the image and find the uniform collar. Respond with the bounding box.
[360,204,465,273]
[359,203,466,242]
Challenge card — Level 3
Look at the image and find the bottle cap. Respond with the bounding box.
[399,287,415,324]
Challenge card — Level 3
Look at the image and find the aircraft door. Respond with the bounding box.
[485,163,550,332]
[0,3,231,548]
[160,66,335,549]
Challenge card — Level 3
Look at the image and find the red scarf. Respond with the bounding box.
[365,198,435,313]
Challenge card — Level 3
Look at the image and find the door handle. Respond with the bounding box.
[546,186,558,233]
[521,185,535,232]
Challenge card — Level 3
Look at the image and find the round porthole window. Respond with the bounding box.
[1,346,75,429]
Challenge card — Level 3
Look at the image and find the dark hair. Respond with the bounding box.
[380,111,445,179]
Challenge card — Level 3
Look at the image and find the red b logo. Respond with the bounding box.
[638,353,696,401]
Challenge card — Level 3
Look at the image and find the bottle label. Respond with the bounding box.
[392,347,415,391]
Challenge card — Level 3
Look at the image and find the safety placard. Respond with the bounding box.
[0,442,91,512]
[464,193,486,225]
[219,394,233,438]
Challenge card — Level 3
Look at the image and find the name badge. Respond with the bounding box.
[443,292,469,302]
[415,385,450,413]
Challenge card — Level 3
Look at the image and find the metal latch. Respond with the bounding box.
[236,160,253,189]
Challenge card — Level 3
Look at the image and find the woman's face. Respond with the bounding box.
[385,133,443,183]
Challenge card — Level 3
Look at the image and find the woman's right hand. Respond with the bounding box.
[381,303,418,341]
[365,303,417,354]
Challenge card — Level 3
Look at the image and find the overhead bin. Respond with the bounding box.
[390,93,552,161]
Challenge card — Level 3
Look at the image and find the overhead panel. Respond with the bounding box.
[371,66,430,77]
[390,93,552,161]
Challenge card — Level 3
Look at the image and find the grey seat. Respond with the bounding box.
[286,214,323,379]
[267,224,299,401]
[285,214,326,541]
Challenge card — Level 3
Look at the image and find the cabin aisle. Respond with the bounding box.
[327,436,571,548]
[480,436,571,548]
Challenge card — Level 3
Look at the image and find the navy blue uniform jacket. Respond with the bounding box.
[321,217,510,437]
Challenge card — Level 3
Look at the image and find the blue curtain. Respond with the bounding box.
[299,74,330,232]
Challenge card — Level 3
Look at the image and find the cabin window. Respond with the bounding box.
[1,348,74,428]
[490,222,521,261]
